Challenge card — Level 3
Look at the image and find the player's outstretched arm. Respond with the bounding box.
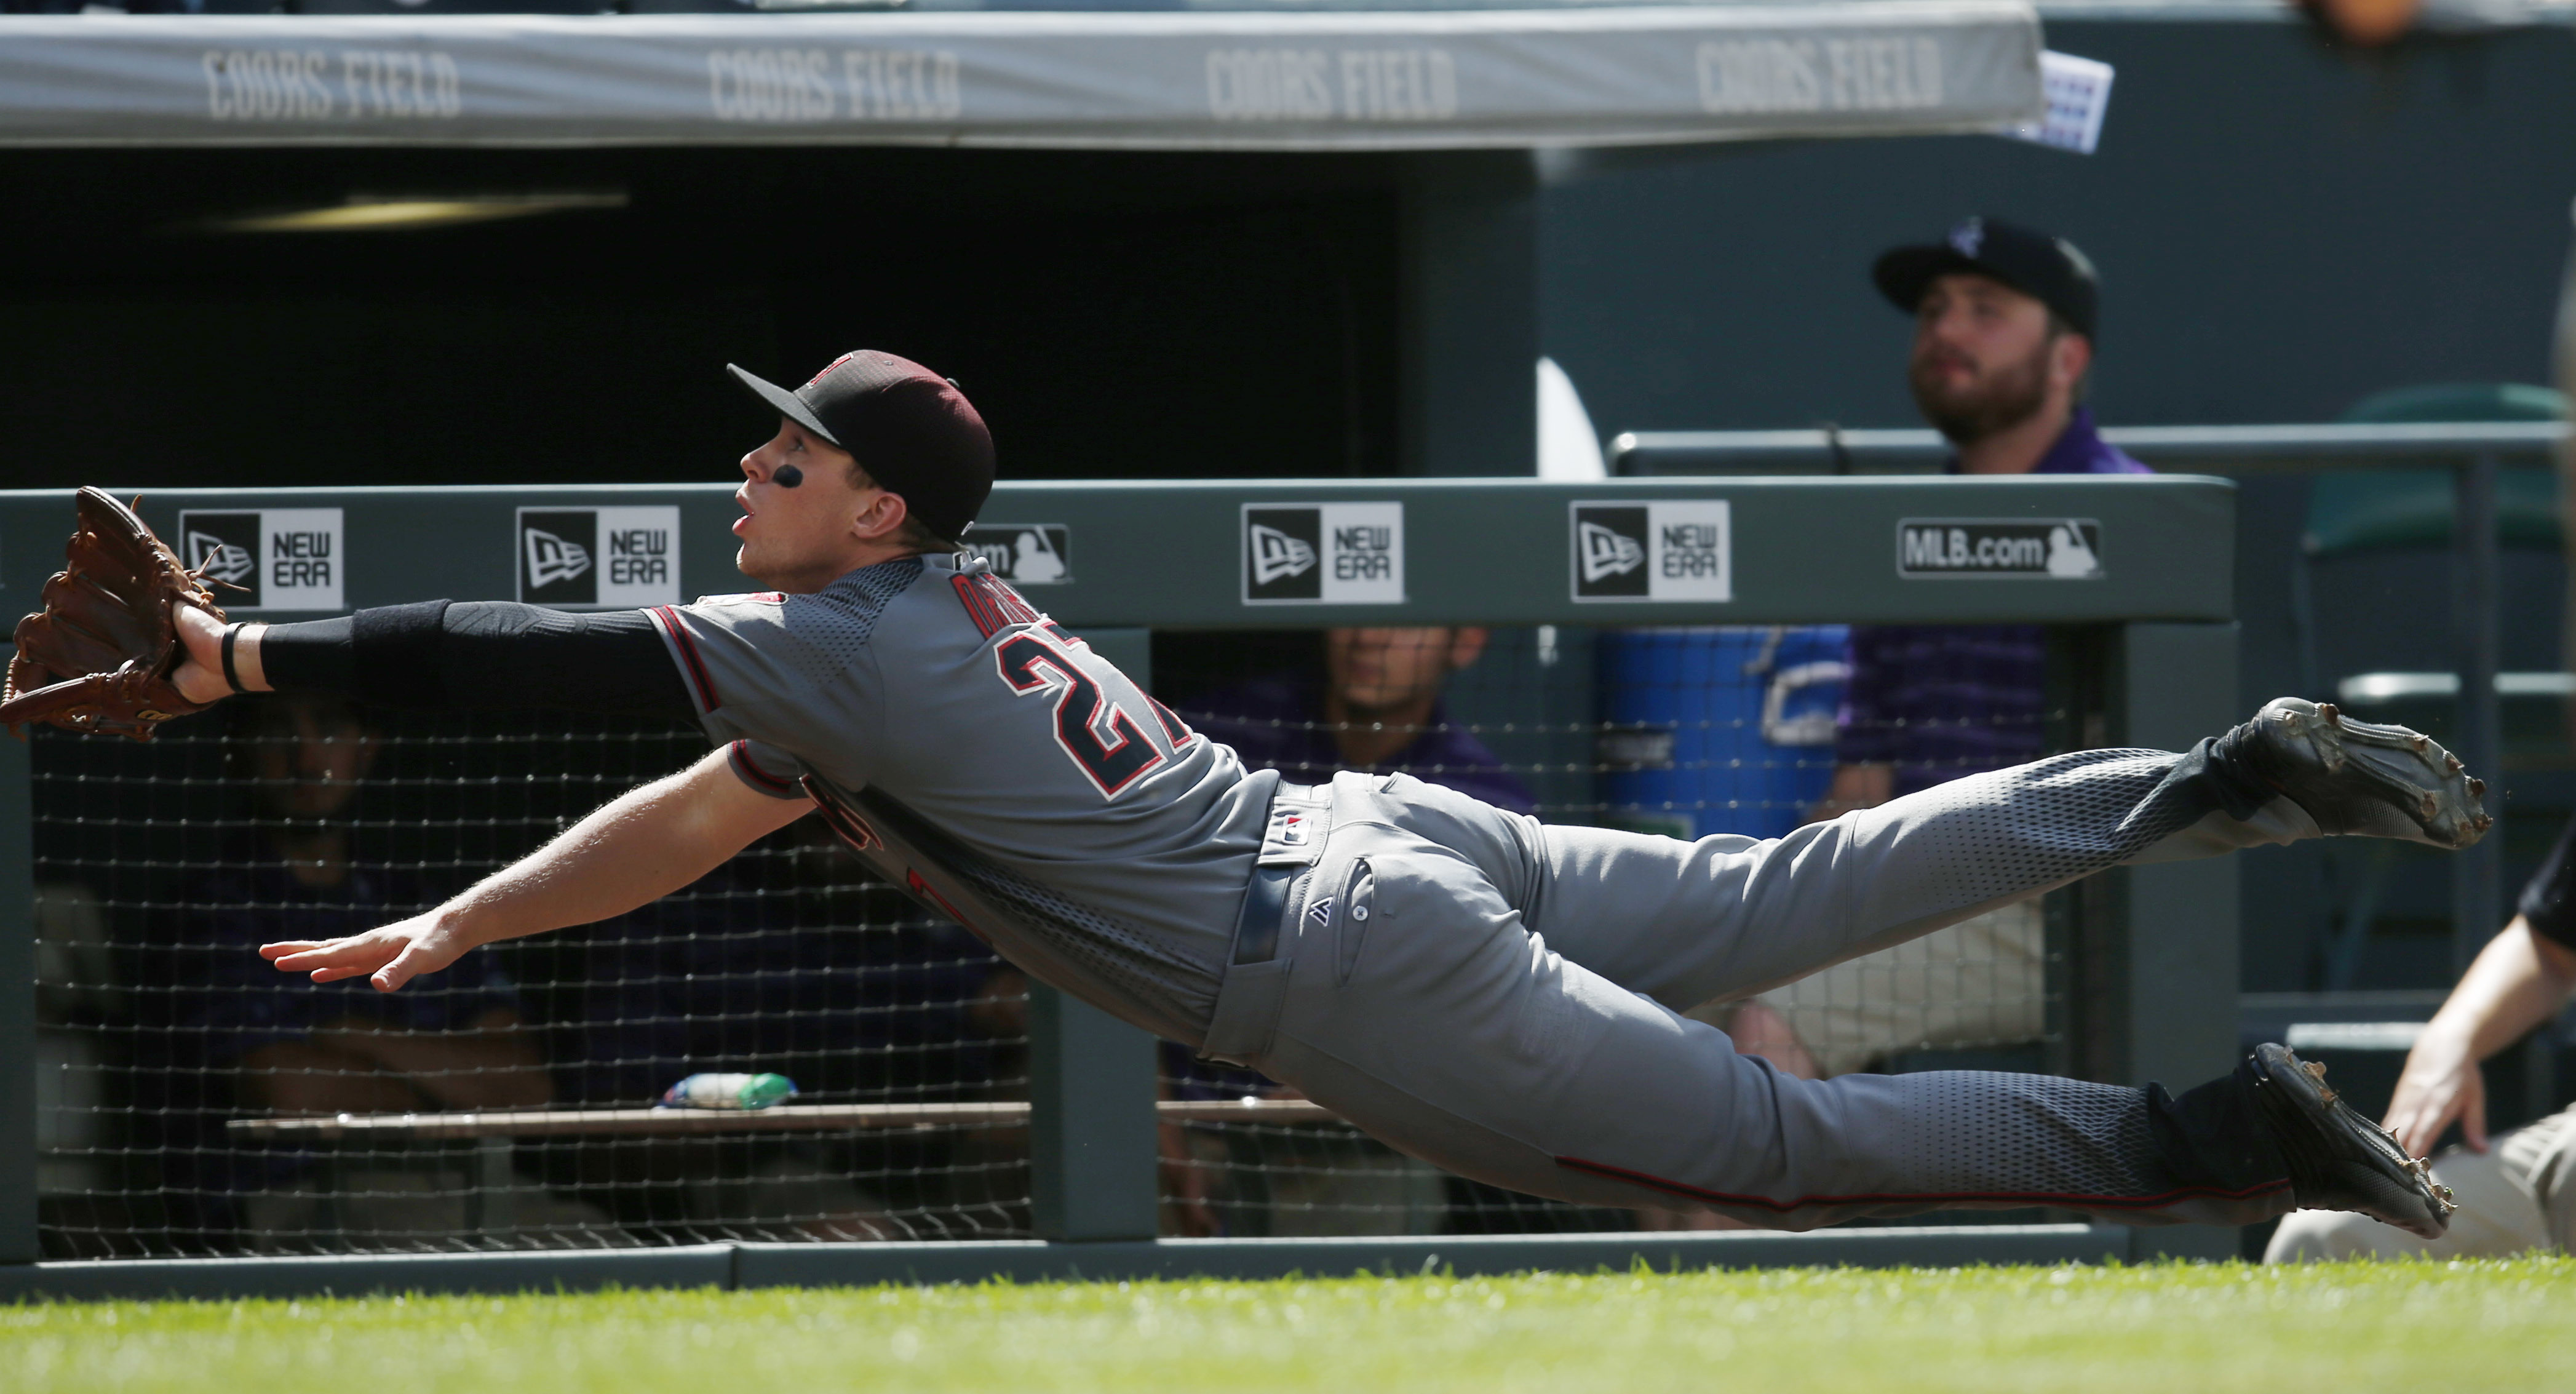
[262,746,811,994]
[2383,916,2576,1155]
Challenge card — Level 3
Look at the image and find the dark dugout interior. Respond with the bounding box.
[0,146,1404,492]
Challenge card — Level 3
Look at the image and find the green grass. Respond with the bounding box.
[10,1259,2575,1393]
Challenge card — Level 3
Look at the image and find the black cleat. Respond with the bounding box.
[2232,697,2491,850]
[2248,1042,2454,1239]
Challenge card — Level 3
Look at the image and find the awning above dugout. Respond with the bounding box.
[0,3,2040,150]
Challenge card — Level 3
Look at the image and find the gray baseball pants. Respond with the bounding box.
[1196,750,2320,1230]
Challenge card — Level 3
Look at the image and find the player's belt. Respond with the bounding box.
[1205,780,1333,1065]
[1231,864,1297,965]
[1230,779,1332,966]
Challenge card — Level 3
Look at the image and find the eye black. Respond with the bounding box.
[773,464,804,489]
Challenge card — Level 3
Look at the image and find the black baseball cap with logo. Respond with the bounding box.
[1872,217,2101,341]
[727,350,995,543]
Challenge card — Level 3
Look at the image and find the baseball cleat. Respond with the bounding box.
[2248,1042,2455,1239]
[2232,696,2491,849]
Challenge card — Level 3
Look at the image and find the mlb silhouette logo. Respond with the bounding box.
[966,524,1074,585]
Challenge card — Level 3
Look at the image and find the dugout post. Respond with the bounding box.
[0,733,31,1264]
[2107,622,2244,1261]
[1026,628,1164,1244]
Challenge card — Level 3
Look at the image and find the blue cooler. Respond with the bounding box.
[1597,626,1851,840]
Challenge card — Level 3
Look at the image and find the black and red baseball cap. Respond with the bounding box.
[1874,217,2101,341]
[727,351,995,543]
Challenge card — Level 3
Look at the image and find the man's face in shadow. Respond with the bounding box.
[1324,627,1489,715]
[245,695,377,822]
[1907,272,2064,446]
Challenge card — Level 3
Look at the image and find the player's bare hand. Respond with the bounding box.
[2385,1029,2485,1157]
[261,914,471,994]
[169,605,234,707]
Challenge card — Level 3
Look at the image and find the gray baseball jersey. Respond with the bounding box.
[648,551,1272,1043]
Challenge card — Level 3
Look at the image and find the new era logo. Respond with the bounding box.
[1249,524,1316,585]
[517,506,682,607]
[1577,520,1644,583]
[1241,503,1405,606]
[186,531,255,586]
[1570,501,1731,603]
[176,508,344,613]
[524,528,592,589]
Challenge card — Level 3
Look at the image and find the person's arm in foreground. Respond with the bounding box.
[2383,916,2576,1157]
[260,746,811,994]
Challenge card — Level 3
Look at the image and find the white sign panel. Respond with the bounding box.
[517,504,681,607]
[1568,500,1731,602]
[177,506,345,612]
[1241,501,1405,605]
[2004,49,2111,154]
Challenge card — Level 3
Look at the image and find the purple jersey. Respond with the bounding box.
[1183,674,1538,818]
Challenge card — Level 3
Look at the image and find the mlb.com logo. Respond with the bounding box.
[517,506,683,607]
[1569,501,1732,602]
[177,508,345,613]
[1241,502,1405,605]
[1896,518,2104,580]
[962,524,1073,585]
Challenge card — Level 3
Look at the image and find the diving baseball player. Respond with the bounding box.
[8,349,2470,1236]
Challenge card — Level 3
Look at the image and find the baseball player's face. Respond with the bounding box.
[734,419,892,589]
[1326,627,1489,713]
[1907,273,2073,444]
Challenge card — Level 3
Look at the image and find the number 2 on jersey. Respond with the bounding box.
[993,627,1193,799]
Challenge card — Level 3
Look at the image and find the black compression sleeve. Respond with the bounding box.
[256,601,694,718]
[257,614,354,693]
[2519,817,2576,951]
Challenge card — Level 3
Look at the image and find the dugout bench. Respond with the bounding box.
[0,472,2241,1297]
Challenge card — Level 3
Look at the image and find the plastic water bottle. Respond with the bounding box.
[659,1072,798,1110]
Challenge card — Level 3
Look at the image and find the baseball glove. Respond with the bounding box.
[0,487,229,741]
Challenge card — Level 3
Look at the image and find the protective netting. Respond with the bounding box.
[31,622,2069,1256]
[33,706,1028,1259]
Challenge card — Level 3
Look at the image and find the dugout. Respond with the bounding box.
[0,472,2250,1293]
[0,3,2040,490]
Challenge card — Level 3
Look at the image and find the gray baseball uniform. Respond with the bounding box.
[647,549,2319,1229]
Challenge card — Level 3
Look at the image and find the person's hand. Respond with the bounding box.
[2385,1027,2486,1157]
[169,604,235,707]
[260,912,474,994]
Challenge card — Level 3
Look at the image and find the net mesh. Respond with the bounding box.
[34,706,1028,1258]
[33,623,2069,1256]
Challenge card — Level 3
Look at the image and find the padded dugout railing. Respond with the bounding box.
[0,472,2240,1296]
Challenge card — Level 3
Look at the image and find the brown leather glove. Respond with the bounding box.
[0,487,229,740]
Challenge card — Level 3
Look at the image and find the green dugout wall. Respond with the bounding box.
[0,472,2240,1293]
